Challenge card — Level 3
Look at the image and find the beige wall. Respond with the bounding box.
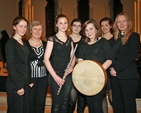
[121,0,141,36]
[89,0,110,24]
[0,0,19,37]
[0,0,141,38]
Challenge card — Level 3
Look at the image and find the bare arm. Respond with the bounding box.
[102,59,112,70]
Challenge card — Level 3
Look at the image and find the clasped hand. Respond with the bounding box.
[110,67,117,76]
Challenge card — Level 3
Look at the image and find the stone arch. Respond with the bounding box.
[113,0,123,19]
[46,0,55,38]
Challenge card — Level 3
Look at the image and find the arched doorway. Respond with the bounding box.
[46,0,55,38]
[78,0,89,23]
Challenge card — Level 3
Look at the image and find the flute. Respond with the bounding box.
[57,44,78,95]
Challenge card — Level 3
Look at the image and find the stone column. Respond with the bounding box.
[31,0,47,40]
[89,0,110,23]
[136,0,141,36]
[121,0,134,24]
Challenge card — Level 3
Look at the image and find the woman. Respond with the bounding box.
[100,17,115,113]
[78,19,112,113]
[68,18,87,113]
[25,21,48,113]
[110,12,140,113]
[5,16,29,113]
[44,14,75,113]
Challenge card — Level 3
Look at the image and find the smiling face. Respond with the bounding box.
[85,23,97,39]
[56,17,68,32]
[31,25,42,39]
[116,15,128,32]
[100,20,112,34]
[13,20,27,36]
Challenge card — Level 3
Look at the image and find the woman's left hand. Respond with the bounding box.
[65,65,73,76]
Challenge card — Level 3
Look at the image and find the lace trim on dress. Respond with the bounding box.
[48,35,72,46]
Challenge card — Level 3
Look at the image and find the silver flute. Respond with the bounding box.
[57,44,78,95]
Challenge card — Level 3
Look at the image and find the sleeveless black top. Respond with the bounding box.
[48,35,72,77]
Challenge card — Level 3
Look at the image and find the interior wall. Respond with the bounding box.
[0,0,19,37]
[90,0,110,24]
[120,0,141,36]
[0,0,140,38]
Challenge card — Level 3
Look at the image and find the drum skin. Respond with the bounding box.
[72,60,107,96]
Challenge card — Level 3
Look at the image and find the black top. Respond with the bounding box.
[5,38,29,90]
[112,32,140,79]
[78,37,112,64]
[70,36,85,58]
[25,40,47,84]
[78,37,112,94]
[104,37,116,78]
[48,35,72,77]
[107,36,116,48]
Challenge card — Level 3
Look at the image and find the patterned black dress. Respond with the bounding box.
[48,35,73,113]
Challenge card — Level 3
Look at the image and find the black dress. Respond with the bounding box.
[106,37,115,90]
[5,38,29,113]
[68,36,87,113]
[78,37,112,113]
[73,37,84,58]
[48,35,73,113]
[79,37,112,64]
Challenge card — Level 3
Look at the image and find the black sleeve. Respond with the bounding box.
[5,40,24,90]
[114,33,140,73]
[77,43,85,59]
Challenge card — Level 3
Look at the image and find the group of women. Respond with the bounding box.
[5,18,48,113]
[5,12,140,113]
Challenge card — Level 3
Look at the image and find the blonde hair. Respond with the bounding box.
[113,12,133,44]
[30,21,43,32]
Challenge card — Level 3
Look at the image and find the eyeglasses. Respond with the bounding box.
[72,24,81,28]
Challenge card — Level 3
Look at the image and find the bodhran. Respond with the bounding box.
[72,60,107,96]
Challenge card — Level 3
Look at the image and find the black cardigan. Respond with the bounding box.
[5,38,29,90]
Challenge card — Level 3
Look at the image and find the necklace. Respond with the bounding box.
[30,39,41,45]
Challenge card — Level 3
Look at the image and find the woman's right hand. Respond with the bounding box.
[53,75,65,86]
[17,88,25,96]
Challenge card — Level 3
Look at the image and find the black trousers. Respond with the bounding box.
[29,76,48,113]
[48,73,72,113]
[77,92,87,113]
[111,77,138,113]
[68,85,87,113]
[6,77,29,113]
[86,94,104,113]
